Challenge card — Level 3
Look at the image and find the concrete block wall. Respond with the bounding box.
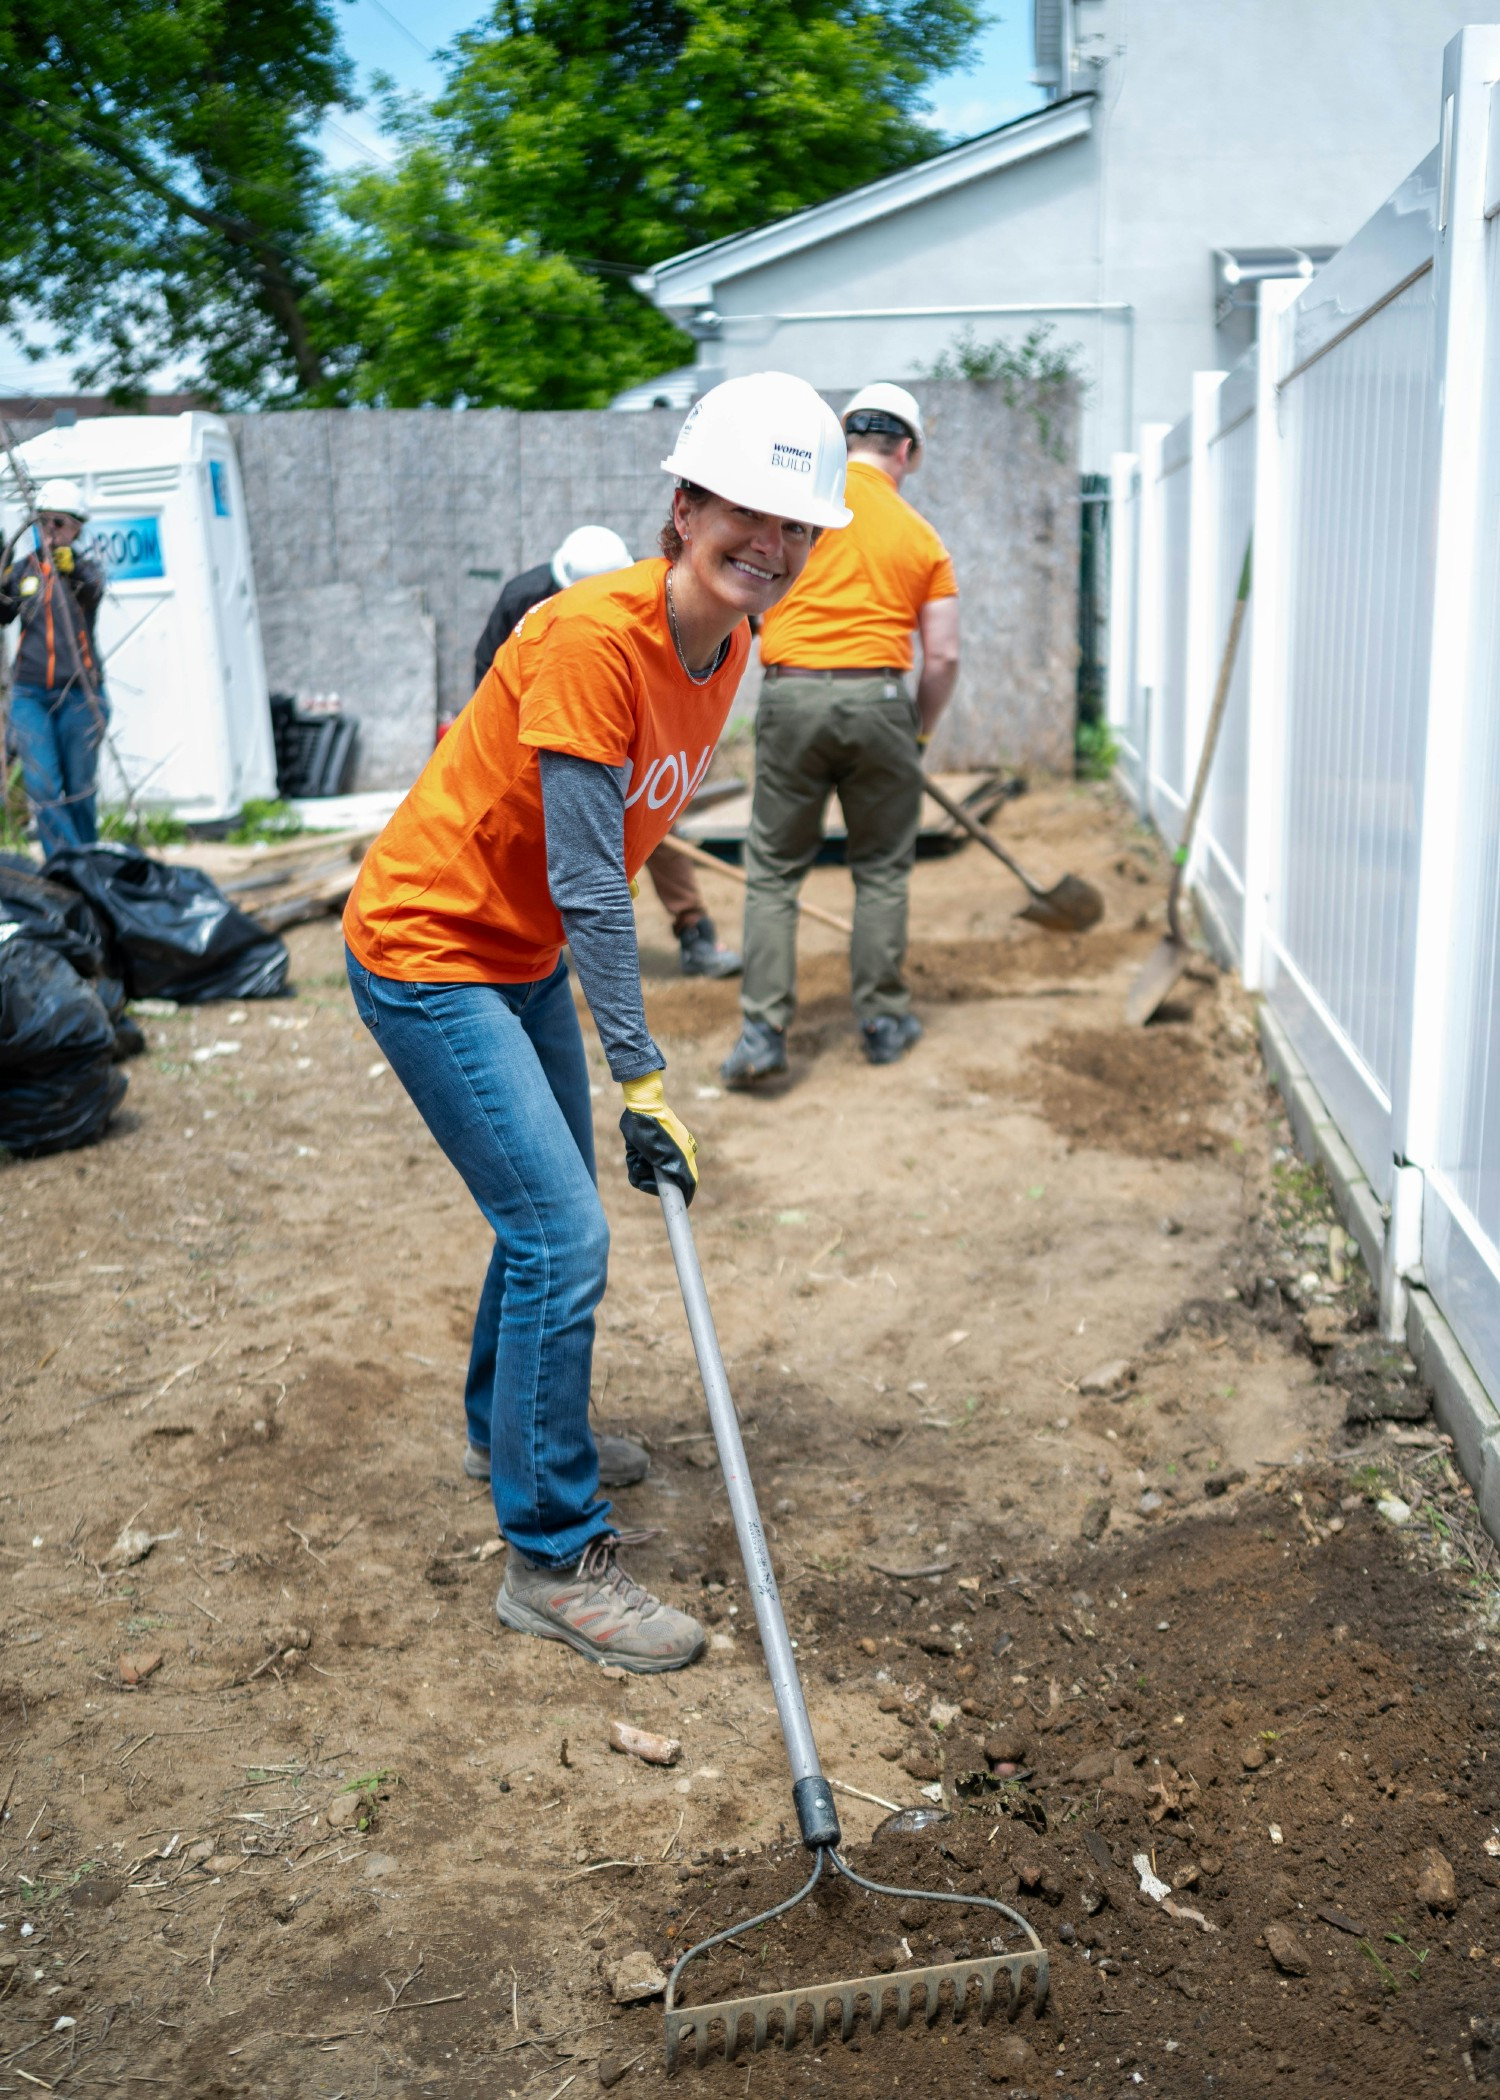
[227,382,1079,789]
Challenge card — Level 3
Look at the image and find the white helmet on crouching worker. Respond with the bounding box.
[552,524,632,588]
[35,477,89,522]
[661,372,852,530]
[842,382,924,453]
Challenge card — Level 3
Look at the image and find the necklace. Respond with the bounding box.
[664,568,725,685]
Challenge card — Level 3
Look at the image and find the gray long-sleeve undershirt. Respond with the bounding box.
[539,748,663,1083]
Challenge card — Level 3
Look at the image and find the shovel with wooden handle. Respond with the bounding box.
[667,830,853,935]
[1126,534,1253,1027]
[919,773,1104,933]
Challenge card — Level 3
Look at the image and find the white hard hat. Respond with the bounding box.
[552,525,633,587]
[842,382,924,449]
[661,372,852,530]
[35,477,88,521]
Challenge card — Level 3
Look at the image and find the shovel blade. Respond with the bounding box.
[1125,934,1192,1026]
[1015,873,1104,934]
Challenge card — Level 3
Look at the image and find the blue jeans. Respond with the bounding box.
[345,948,613,1567]
[9,681,107,860]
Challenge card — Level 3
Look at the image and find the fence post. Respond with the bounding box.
[1240,277,1303,995]
[1182,371,1227,885]
[1383,27,1500,1339]
[1135,423,1171,825]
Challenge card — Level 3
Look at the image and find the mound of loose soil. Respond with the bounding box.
[1029,1021,1229,1159]
[630,1492,1500,2096]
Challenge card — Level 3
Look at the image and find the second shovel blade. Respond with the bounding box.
[1015,874,1104,934]
[1125,934,1192,1026]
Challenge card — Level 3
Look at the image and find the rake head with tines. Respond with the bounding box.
[663,1845,1049,2071]
[652,1179,1050,2075]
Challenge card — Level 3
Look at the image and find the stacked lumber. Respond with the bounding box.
[212,831,376,934]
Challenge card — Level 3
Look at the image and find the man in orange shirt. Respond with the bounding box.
[721,383,960,1083]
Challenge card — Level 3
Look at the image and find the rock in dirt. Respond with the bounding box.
[901,1748,941,1783]
[1377,1495,1414,1527]
[107,1526,160,1568]
[263,1623,312,1653]
[117,1651,162,1687]
[983,1731,1029,1767]
[326,1789,373,1832]
[1414,1848,1457,1913]
[988,2033,1040,2082]
[607,1721,681,1767]
[1068,1753,1113,1784]
[1263,1920,1310,1975]
[1301,1305,1349,1348]
[1079,1497,1111,1542]
[1241,1740,1267,1771]
[597,2052,633,2089]
[1078,1359,1134,1397]
[608,1950,667,2004]
[874,1807,949,1840]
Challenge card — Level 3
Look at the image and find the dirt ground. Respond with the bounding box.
[2,781,1498,2099]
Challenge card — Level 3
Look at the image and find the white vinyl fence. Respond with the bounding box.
[1111,25,1500,1461]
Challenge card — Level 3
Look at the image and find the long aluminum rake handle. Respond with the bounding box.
[656,1180,840,1851]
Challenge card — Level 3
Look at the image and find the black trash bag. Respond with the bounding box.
[43,842,289,1003]
[0,934,127,1158]
[0,857,107,979]
[94,974,146,1060]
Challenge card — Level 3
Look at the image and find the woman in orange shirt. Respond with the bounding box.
[343,374,850,1675]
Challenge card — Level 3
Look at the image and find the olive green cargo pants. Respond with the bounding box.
[740,672,924,1032]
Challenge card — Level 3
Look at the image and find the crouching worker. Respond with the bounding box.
[343,374,850,1673]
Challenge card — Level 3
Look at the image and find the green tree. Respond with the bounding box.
[318,0,985,408]
[0,0,349,404]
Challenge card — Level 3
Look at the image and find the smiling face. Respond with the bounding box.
[673,487,815,620]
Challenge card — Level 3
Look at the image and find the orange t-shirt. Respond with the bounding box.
[758,458,958,672]
[343,560,749,983]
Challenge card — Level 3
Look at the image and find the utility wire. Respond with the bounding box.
[360,0,436,60]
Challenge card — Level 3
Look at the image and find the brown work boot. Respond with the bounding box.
[496,1531,705,1674]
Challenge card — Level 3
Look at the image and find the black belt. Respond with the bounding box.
[761,664,905,681]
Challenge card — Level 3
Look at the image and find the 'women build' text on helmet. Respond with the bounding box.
[661,373,852,530]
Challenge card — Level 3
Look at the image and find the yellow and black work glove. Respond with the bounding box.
[619,1071,699,1206]
[52,545,75,575]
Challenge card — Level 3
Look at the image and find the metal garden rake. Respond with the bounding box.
[655,1180,1049,2071]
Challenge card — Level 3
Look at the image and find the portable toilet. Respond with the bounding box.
[1,414,277,825]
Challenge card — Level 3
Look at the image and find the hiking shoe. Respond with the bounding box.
[465,1434,650,1488]
[861,1013,923,1065]
[721,1018,788,1087]
[678,913,741,979]
[496,1532,705,1673]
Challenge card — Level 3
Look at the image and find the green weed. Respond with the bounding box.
[99,805,188,847]
[1075,720,1119,781]
[227,798,303,845]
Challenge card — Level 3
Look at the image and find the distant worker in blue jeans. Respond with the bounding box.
[1,478,108,860]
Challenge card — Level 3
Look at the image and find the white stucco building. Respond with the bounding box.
[636,0,1500,470]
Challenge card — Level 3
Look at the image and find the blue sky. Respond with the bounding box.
[0,1,1041,395]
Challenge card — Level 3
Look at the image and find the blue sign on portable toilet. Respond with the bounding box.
[92,514,166,582]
